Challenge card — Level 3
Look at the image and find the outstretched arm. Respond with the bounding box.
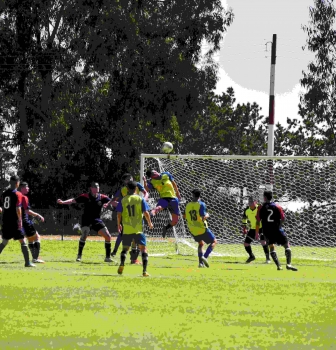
[27,209,45,222]
[57,198,76,205]
[142,176,151,193]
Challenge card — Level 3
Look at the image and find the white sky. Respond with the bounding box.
[215,0,316,125]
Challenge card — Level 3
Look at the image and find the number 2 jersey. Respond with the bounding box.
[0,189,23,228]
[256,202,285,233]
[185,200,208,236]
[75,193,111,227]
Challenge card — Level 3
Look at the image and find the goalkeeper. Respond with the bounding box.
[242,196,270,264]
[184,189,217,268]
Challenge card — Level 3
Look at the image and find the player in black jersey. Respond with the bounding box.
[57,182,113,262]
[256,191,298,271]
[0,175,34,267]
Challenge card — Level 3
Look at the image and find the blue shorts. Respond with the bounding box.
[193,228,216,244]
[264,229,288,246]
[157,197,180,215]
[22,221,37,238]
[122,233,146,247]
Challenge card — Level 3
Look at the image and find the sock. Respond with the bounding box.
[21,243,30,265]
[34,241,40,260]
[244,245,254,257]
[270,251,280,267]
[285,248,292,265]
[78,240,86,256]
[198,251,203,263]
[28,242,35,260]
[142,252,148,272]
[130,248,140,262]
[263,245,270,260]
[120,250,127,266]
[204,245,213,259]
[0,241,7,254]
[105,241,111,258]
[113,234,122,253]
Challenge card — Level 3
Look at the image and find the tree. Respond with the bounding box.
[297,0,336,155]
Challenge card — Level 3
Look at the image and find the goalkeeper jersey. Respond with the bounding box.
[185,200,208,236]
[242,205,262,229]
[116,194,149,234]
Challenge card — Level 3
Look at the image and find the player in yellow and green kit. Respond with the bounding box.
[116,181,153,277]
[242,196,270,264]
[184,189,217,268]
[143,169,181,238]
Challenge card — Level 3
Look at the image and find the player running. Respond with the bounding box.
[143,168,181,238]
[184,189,217,268]
[18,182,45,263]
[107,173,148,264]
[256,190,298,271]
[116,181,153,277]
[0,175,35,267]
[57,181,113,262]
[242,196,270,264]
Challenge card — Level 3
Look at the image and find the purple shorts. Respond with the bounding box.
[157,197,180,215]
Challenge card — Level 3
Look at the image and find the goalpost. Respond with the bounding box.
[140,154,336,261]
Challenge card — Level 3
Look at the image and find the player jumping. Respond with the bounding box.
[116,181,153,277]
[0,175,35,267]
[256,190,298,271]
[18,182,45,263]
[184,189,217,268]
[143,169,181,238]
[57,181,113,262]
[242,196,270,264]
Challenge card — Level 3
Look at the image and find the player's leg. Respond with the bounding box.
[162,199,180,238]
[77,226,90,261]
[269,243,282,270]
[202,229,217,267]
[137,233,149,276]
[111,232,122,257]
[17,234,35,267]
[97,226,112,262]
[24,223,43,262]
[259,231,270,263]
[244,230,256,263]
[150,198,166,216]
[118,234,132,275]
[195,238,205,267]
[130,239,141,265]
[0,226,11,255]
[280,233,298,271]
[33,232,43,263]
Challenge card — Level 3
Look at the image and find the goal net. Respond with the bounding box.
[140,154,336,261]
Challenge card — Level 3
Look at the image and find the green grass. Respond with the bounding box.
[0,240,335,349]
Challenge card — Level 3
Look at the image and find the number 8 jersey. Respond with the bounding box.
[0,189,23,227]
[185,200,208,236]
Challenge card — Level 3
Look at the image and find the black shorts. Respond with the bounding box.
[82,219,106,233]
[22,222,37,238]
[2,224,25,241]
[264,229,288,246]
[245,229,265,244]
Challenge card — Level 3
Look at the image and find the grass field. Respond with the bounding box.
[0,239,335,350]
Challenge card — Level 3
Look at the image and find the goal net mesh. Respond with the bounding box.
[141,155,336,261]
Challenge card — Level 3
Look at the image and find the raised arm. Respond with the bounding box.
[142,176,151,193]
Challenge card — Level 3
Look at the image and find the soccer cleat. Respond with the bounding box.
[104,257,113,262]
[25,262,36,268]
[277,265,283,270]
[131,259,142,265]
[245,256,256,264]
[286,264,298,271]
[142,271,150,277]
[76,255,82,262]
[32,259,45,263]
[198,263,205,268]
[265,259,271,264]
[111,251,117,258]
[162,226,167,238]
[201,257,209,268]
[117,265,124,275]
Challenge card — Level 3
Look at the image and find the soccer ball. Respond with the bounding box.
[161,141,173,154]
